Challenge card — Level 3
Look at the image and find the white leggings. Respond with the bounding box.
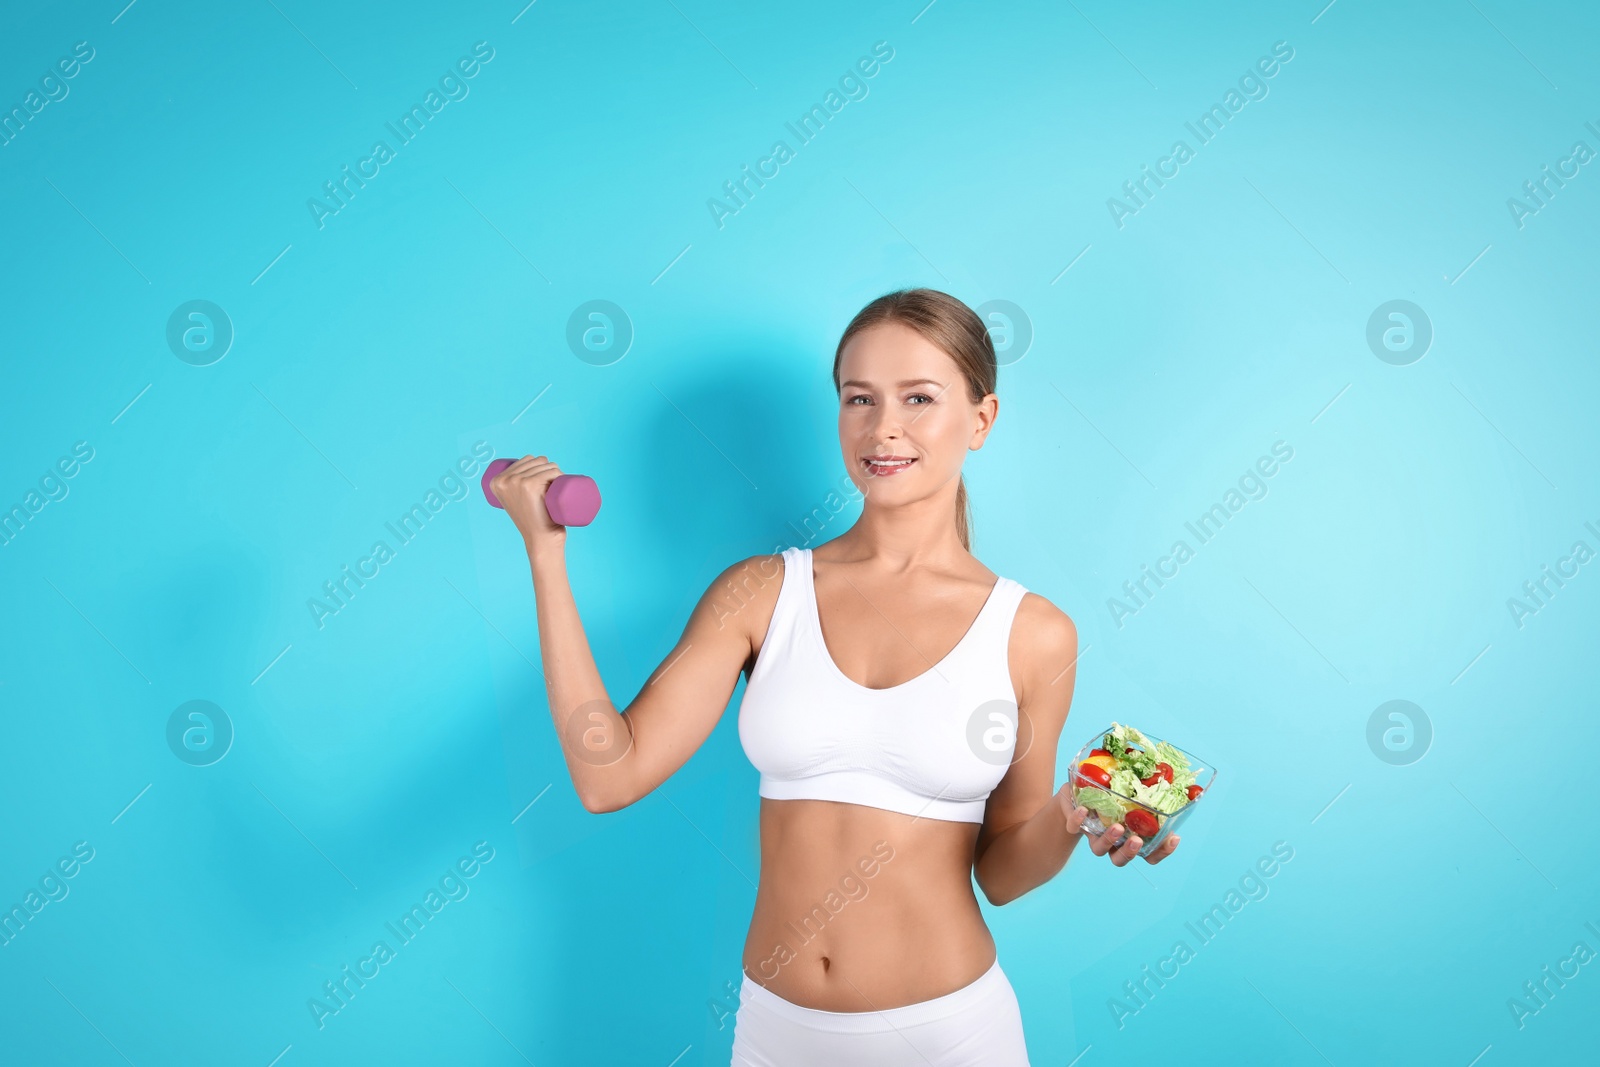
[729,957,1031,1066]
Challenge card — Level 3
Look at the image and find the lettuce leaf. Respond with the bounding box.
[1106,722,1153,751]
[1154,740,1191,774]
[1155,743,1197,793]
[1108,765,1143,797]
[1101,723,1200,813]
[1129,778,1188,815]
[1104,723,1158,778]
[1074,786,1128,825]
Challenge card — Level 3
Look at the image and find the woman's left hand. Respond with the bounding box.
[1056,782,1180,866]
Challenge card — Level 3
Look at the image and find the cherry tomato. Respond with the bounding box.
[1123,809,1159,839]
[1089,748,1113,759]
[1076,763,1112,789]
[1186,784,1204,801]
[1140,762,1175,787]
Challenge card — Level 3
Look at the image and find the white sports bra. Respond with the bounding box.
[737,546,1031,824]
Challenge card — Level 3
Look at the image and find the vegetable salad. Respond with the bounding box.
[1073,722,1203,840]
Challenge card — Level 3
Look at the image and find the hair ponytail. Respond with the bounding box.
[955,476,972,551]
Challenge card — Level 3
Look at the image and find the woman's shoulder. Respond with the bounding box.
[707,551,790,595]
[684,552,791,654]
[958,551,1077,658]
[1011,587,1078,659]
[1000,587,1079,710]
[974,556,1069,627]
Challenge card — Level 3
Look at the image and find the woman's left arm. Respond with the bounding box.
[973,594,1177,906]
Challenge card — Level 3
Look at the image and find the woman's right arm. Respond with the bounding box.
[491,455,775,813]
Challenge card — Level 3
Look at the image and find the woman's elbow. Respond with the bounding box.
[975,871,1015,908]
[578,777,643,814]
[573,744,645,813]
[983,887,1017,908]
[579,791,614,814]
[579,786,625,814]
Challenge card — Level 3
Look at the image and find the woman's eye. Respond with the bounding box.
[844,392,931,404]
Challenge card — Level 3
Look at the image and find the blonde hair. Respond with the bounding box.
[832,288,997,551]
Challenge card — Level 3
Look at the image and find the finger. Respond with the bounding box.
[1110,834,1143,867]
[493,461,528,489]
[1087,824,1118,856]
[1056,788,1076,820]
[1060,795,1089,833]
[503,459,563,486]
[1146,835,1180,864]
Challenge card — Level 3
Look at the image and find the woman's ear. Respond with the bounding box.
[968,393,999,449]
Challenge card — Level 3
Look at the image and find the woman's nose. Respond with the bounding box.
[868,407,903,437]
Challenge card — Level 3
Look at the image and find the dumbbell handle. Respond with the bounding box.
[481,458,602,527]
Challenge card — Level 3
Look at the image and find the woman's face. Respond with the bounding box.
[836,321,997,506]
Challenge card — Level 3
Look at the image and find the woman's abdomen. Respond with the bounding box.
[741,797,997,1011]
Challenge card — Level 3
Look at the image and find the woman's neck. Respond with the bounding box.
[823,504,969,571]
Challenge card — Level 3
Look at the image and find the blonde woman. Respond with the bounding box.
[490,288,1179,1066]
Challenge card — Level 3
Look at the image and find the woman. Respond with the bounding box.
[489,288,1180,1066]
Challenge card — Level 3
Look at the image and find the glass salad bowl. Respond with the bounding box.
[1067,723,1217,860]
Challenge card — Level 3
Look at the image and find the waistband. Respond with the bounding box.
[738,957,1008,1033]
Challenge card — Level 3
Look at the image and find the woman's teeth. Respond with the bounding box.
[864,458,916,475]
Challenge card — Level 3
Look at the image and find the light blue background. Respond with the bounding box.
[2,0,1596,1063]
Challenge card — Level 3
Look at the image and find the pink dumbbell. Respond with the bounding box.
[481,458,602,527]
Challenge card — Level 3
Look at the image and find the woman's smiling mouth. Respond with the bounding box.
[862,455,917,476]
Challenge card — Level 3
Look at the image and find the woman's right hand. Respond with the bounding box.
[1055,781,1179,866]
[489,454,569,555]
